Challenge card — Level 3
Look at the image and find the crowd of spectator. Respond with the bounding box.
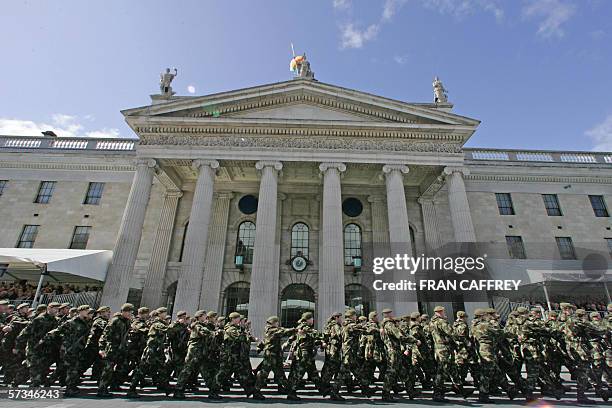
[514,295,609,311]
[0,280,100,301]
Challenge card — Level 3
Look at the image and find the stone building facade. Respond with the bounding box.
[1,78,611,335]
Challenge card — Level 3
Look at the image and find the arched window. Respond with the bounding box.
[291,222,309,259]
[281,284,315,327]
[223,281,250,317]
[236,221,256,264]
[344,223,362,266]
[345,284,372,316]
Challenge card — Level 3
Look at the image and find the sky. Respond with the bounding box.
[1,0,611,151]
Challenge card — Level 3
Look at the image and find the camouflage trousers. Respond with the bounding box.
[1,350,25,385]
[63,352,84,390]
[255,351,287,391]
[287,354,320,394]
[130,347,170,391]
[26,349,52,386]
[338,357,370,393]
[320,355,341,393]
[433,348,462,397]
[213,353,255,394]
[382,353,402,395]
[98,351,128,391]
[81,346,103,381]
[176,350,216,391]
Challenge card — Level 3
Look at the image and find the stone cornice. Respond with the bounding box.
[465,173,612,184]
[138,134,463,154]
[0,160,135,172]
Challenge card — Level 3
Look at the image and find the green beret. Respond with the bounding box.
[121,303,134,312]
[530,308,541,314]
[382,308,393,314]
[138,307,149,314]
[344,309,356,317]
[69,307,78,313]
[433,305,445,312]
[473,308,485,316]
[207,311,217,318]
[17,303,30,310]
[229,312,241,319]
[516,307,528,314]
[559,302,572,309]
[36,304,47,312]
[267,315,279,324]
[331,312,342,318]
[590,312,600,319]
[96,306,109,313]
[410,311,421,319]
[548,311,557,317]
[575,309,586,316]
[176,310,187,317]
[358,316,367,321]
[456,311,467,318]
[192,310,204,318]
[217,316,225,321]
[0,300,10,305]
[420,314,429,319]
[60,303,71,308]
[300,312,312,320]
[48,302,62,308]
[509,310,519,317]
[485,308,496,314]
[77,305,91,312]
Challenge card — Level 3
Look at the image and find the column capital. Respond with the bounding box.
[382,164,409,175]
[443,166,470,177]
[164,189,183,199]
[367,194,386,204]
[135,158,157,168]
[192,159,220,171]
[215,192,234,200]
[319,162,346,173]
[255,161,283,171]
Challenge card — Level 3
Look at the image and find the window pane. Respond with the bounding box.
[70,226,91,249]
[495,193,515,215]
[542,194,562,216]
[236,221,256,264]
[35,181,56,204]
[281,284,315,327]
[505,235,526,259]
[224,282,250,316]
[344,223,362,266]
[0,180,7,196]
[291,222,309,258]
[345,284,372,316]
[589,195,609,217]
[84,182,105,205]
[17,225,39,248]
[556,237,576,260]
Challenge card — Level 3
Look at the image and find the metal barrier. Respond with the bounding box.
[39,291,102,308]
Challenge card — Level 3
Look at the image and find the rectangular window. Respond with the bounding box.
[16,225,39,248]
[505,235,526,259]
[606,238,612,258]
[0,180,7,196]
[556,237,576,260]
[69,226,91,249]
[35,181,56,204]
[495,193,515,215]
[589,195,609,217]
[542,194,562,216]
[84,182,105,205]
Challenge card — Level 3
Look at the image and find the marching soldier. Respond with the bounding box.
[83,305,111,382]
[97,303,134,397]
[286,311,323,401]
[254,315,295,394]
[1,303,30,385]
[320,311,342,397]
[166,310,190,379]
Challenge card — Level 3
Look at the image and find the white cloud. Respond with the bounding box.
[187,85,196,94]
[420,0,504,21]
[586,114,612,151]
[340,23,380,49]
[393,54,409,64]
[523,0,575,38]
[333,0,351,10]
[382,0,408,21]
[0,114,122,139]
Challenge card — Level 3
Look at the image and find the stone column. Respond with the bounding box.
[101,158,156,311]
[444,167,476,243]
[141,189,182,308]
[318,162,346,324]
[174,159,219,315]
[443,166,485,319]
[383,164,418,315]
[368,195,391,312]
[418,197,442,253]
[199,192,233,311]
[248,161,283,337]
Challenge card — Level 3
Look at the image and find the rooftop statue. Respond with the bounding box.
[290,52,314,79]
[160,67,178,95]
[433,76,448,104]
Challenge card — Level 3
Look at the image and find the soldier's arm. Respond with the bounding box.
[14,321,32,350]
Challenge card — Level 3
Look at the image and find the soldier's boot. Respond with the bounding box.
[173,388,186,399]
[252,390,266,400]
[96,388,112,398]
[126,386,140,399]
[64,387,80,398]
[478,393,493,403]
[595,387,609,402]
[361,385,372,398]
[506,385,518,401]
[452,384,473,399]
[330,389,345,401]
[432,391,448,403]
[524,391,537,402]
[287,391,301,401]
[381,391,396,402]
[577,390,597,405]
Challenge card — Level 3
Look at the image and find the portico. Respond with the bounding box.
[99,77,480,336]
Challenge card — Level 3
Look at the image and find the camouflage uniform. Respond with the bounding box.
[97,304,133,396]
[453,311,472,383]
[254,316,295,393]
[320,313,343,395]
[362,312,386,387]
[14,305,60,386]
[213,312,258,398]
[286,312,323,400]
[82,307,109,381]
[0,305,29,385]
[166,312,190,379]
[337,309,369,398]
[128,309,171,396]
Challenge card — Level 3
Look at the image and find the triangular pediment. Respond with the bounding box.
[122,79,480,128]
